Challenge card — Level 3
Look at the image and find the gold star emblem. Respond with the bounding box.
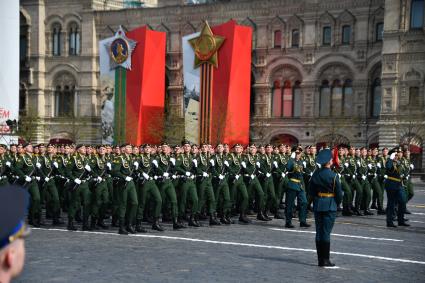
[189,21,225,68]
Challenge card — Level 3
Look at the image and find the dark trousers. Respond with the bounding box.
[386,189,405,225]
[314,211,336,243]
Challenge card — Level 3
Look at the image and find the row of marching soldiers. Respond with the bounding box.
[0,141,414,234]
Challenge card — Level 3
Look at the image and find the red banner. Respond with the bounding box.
[126,26,166,145]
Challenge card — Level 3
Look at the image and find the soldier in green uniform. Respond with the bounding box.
[345,146,364,216]
[384,147,409,227]
[368,147,385,214]
[111,144,139,234]
[67,145,92,231]
[228,144,250,224]
[38,144,63,225]
[285,146,310,228]
[175,141,200,227]
[258,144,277,219]
[373,147,388,211]
[14,143,42,227]
[0,144,12,186]
[336,146,353,216]
[358,147,373,215]
[272,144,289,218]
[155,143,185,230]
[303,145,317,211]
[135,144,164,232]
[401,149,414,214]
[309,148,343,267]
[243,144,268,221]
[211,143,232,224]
[196,143,221,225]
[88,145,110,229]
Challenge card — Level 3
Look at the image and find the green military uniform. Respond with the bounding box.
[0,149,11,186]
[111,153,139,234]
[227,152,250,223]
[345,155,364,215]
[374,155,387,212]
[89,153,110,229]
[242,153,267,220]
[303,153,316,209]
[258,153,277,217]
[195,152,220,225]
[400,157,414,205]
[135,153,163,231]
[272,152,289,215]
[285,156,309,227]
[367,155,385,214]
[357,156,373,215]
[336,156,353,216]
[175,152,200,226]
[211,152,232,224]
[14,153,41,226]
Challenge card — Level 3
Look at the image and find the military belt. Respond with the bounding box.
[387,176,401,182]
[289,178,301,183]
[318,192,335,197]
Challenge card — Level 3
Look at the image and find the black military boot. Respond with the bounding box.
[370,202,377,210]
[173,218,184,230]
[263,210,273,221]
[177,217,187,228]
[353,207,364,216]
[67,218,77,231]
[118,219,128,235]
[209,213,221,225]
[52,217,64,226]
[126,223,136,234]
[90,217,98,230]
[97,218,109,229]
[256,211,269,221]
[111,215,119,227]
[239,213,251,224]
[285,222,295,228]
[342,206,353,216]
[135,219,147,233]
[188,214,200,227]
[377,204,386,215]
[82,216,91,231]
[320,242,335,267]
[300,222,311,228]
[316,241,324,266]
[152,218,165,231]
[38,213,45,226]
[225,212,234,224]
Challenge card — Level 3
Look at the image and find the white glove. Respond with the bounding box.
[317,164,322,168]
[25,176,31,182]
[154,176,158,180]
[352,175,356,180]
[256,161,261,168]
[35,176,40,181]
[185,171,191,177]
[367,164,372,169]
[406,176,409,180]
[97,176,103,182]
[125,176,132,182]
[107,162,112,170]
[152,160,158,168]
[377,163,381,168]
[142,172,149,180]
[163,172,169,178]
[250,174,255,180]
[290,152,296,158]
[170,158,176,165]
[273,161,278,168]
[357,161,361,166]
[235,175,240,180]
[202,172,209,177]
[53,161,59,168]
[384,174,388,179]
[133,161,139,169]
[193,159,198,167]
[266,173,271,178]
[374,173,377,177]
[302,161,307,167]
[344,162,349,168]
[210,159,215,166]
[219,174,224,180]
[310,172,313,176]
[361,175,366,180]
[281,172,286,178]
[6,161,11,167]
[74,178,81,184]
[224,160,230,167]
[390,153,396,160]
[337,173,341,178]
[410,164,414,170]
[36,162,41,169]
[85,165,91,172]
[172,175,177,179]
[44,177,50,182]
[241,161,246,168]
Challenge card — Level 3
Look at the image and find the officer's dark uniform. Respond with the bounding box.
[309,149,343,267]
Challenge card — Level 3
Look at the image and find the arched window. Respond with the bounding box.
[371,78,381,117]
[52,23,61,56]
[273,30,282,48]
[409,86,420,106]
[375,22,384,41]
[411,0,424,29]
[322,26,332,45]
[291,29,299,47]
[282,81,293,117]
[293,81,302,117]
[331,80,343,116]
[68,22,80,55]
[272,81,282,117]
[341,25,351,45]
[320,80,331,117]
[55,85,75,117]
[342,79,353,116]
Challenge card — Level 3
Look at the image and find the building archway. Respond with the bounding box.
[400,133,423,170]
[49,132,73,144]
[316,134,350,149]
[270,134,298,146]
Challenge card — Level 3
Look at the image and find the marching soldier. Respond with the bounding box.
[272,144,289,218]
[0,144,12,186]
[368,147,385,215]
[401,148,414,214]
[258,144,277,219]
[345,146,364,216]
[336,146,354,216]
[358,147,373,215]
[309,149,343,267]
[285,146,310,228]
